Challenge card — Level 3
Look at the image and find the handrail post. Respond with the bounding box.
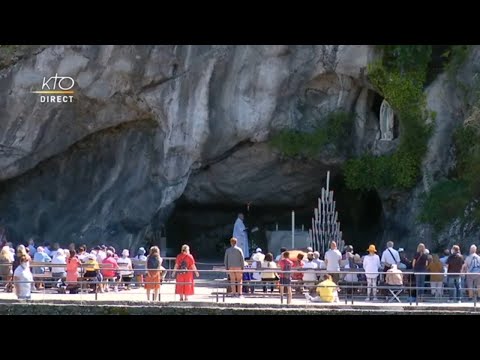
[409,273,413,305]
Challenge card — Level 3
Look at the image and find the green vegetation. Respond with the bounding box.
[273,44,476,231]
[0,45,22,69]
[419,107,480,231]
[442,45,472,79]
[344,45,432,190]
[453,119,480,198]
[270,111,354,157]
[418,180,471,231]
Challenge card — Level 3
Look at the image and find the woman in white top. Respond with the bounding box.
[51,249,67,280]
[117,249,134,290]
[363,245,381,301]
[251,248,265,281]
[261,253,278,293]
[13,255,33,300]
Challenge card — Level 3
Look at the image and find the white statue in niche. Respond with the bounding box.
[379,99,394,141]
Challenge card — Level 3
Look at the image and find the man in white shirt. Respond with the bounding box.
[381,241,401,279]
[324,241,342,283]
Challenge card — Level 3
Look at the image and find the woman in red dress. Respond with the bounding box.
[174,244,199,301]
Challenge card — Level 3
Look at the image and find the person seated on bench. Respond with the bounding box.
[251,248,265,282]
[312,252,325,281]
[51,249,67,283]
[102,250,120,292]
[32,246,51,290]
[83,254,102,292]
[303,252,319,296]
[117,249,134,290]
[385,264,403,302]
[305,274,339,303]
[292,253,305,295]
[242,261,254,294]
[261,252,278,293]
[66,249,81,294]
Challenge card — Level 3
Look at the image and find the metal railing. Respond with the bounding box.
[0,266,478,307]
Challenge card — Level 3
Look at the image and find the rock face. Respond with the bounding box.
[0,45,385,252]
[11,44,480,256]
[385,46,480,252]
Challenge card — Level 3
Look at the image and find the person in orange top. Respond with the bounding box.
[145,246,163,301]
[174,244,199,301]
[66,249,81,294]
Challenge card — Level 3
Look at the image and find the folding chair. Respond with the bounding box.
[386,286,403,303]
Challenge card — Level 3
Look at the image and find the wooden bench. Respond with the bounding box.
[29,262,55,287]
[97,263,119,290]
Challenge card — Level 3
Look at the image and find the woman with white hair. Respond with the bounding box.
[117,249,134,290]
[51,249,67,281]
[32,246,51,290]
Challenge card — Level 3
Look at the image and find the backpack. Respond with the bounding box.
[470,255,480,273]
[147,255,160,270]
[178,256,189,275]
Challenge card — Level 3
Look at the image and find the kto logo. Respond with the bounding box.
[32,74,75,103]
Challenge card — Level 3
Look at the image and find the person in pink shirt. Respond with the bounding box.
[102,250,119,292]
[66,249,81,294]
[292,253,305,295]
[278,251,294,305]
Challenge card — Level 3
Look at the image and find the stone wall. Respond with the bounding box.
[0,301,478,315]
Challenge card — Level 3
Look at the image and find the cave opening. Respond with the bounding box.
[165,173,384,261]
[329,174,384,253]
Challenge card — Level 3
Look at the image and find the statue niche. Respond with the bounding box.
[379,99,395,141]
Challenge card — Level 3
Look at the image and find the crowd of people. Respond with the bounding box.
[224,237,480,304]
[0,240,200,302]
[1,233,480,305]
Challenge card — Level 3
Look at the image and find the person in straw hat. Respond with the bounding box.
[363,244,381,301]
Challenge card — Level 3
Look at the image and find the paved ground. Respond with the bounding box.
[1,280,480,312]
